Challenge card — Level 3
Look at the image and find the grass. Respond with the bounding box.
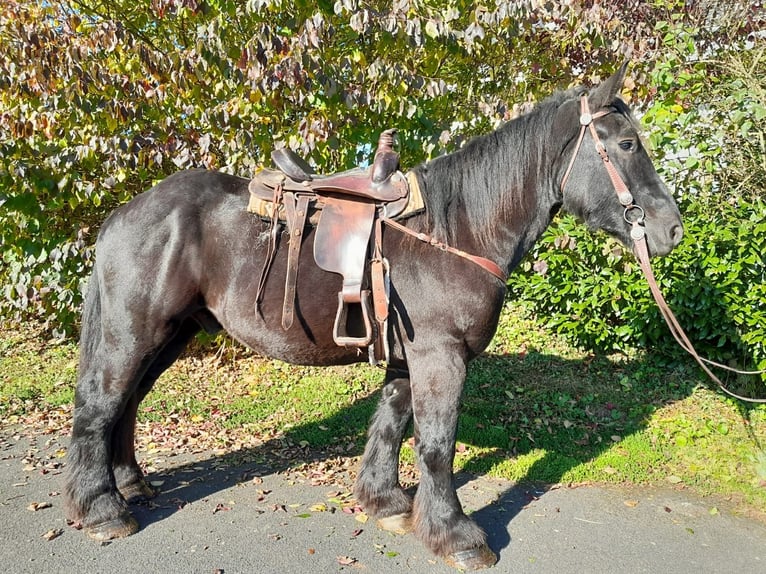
[2,301,765,516]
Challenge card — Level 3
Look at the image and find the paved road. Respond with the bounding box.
[2,429,766,573]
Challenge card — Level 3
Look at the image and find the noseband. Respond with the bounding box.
[561,94,766,403]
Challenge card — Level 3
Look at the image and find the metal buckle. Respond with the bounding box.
[624,204,645,225]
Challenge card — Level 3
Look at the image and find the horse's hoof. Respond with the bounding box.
[376,512,413,535]
[444,545,498,571]
[86,513,139,541]
[119,480,156,503]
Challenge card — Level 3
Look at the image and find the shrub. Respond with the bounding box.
[509,40,766,379]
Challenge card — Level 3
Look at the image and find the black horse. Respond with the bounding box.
[65,64,683,570]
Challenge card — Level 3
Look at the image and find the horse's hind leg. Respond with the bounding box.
[66,343,151,539]
[112,318,201,503]
[65,276,193,540]
[354,367,414,533]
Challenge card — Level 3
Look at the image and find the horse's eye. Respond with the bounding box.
[619,139,635,151]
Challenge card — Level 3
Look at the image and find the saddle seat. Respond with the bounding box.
[248,129,412,362]
[271,146,405,202]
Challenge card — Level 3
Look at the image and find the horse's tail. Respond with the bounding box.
[77,267,102,372]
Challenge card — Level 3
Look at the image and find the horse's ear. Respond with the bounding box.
[588,61,629,109]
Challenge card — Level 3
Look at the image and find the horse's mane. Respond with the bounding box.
[413,87,581,247]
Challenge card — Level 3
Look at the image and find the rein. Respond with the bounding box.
[565,94,766,403]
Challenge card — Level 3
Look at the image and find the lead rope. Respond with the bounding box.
[632,227,766,403]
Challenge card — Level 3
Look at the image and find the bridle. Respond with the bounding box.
[563,93,766,403]
[561,94,647,238]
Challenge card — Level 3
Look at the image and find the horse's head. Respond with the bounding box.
[558,63,683,257]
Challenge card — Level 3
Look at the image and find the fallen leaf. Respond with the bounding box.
[307,548,315,555]
[351,528,363,538]
[42,528,63,541]
[337,556,357,566]
[624,500,639,508]
[27,501,52,511]
[667,475,683,484]
[355,512,369,524]
[310,503,327,512]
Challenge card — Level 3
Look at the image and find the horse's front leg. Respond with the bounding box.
[354,367,414,533]
[409,349,497,570]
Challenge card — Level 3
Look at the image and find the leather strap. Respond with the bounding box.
[255,182,284,316]
[381,216,507,282]
[561,96,629,203]
[370,217,389,362]
[281,192,310,330]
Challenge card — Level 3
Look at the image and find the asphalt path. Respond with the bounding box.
[2,429,766,574]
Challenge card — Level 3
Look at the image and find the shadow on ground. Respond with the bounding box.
[122,346,723,559]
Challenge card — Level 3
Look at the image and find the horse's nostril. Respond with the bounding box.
[671,224,684,245]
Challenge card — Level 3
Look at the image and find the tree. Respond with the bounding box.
[1,0,763,379]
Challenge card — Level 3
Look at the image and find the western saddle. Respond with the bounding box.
[248,129,420,362]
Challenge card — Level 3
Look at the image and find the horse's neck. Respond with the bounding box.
[424,140,561,276]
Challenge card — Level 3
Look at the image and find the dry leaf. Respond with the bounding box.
[27,501,52,511]
[42,528,63,541]
[355,512,369,524]
[624,499,639,508]
[336,556,357,566]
